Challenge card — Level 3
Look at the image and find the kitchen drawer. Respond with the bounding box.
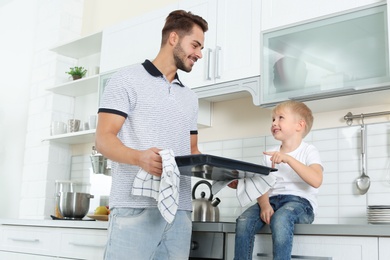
[59,229,107,259]
[0,250,65,259]
[0,226,58,256]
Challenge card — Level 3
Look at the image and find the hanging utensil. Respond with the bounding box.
[356,121,370,194]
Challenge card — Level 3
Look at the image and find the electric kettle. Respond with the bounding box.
[192,180,220,222]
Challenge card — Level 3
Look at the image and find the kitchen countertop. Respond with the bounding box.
[1,218,390,237]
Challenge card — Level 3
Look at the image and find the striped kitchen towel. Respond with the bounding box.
[132,149,180,223]
[211,172,276,207]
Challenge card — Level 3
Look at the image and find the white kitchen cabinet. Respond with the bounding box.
[0,251,69,259]
[252,234,378,260]
[261,0,381,31]
[100,4,178,73]
[59,228,107,259]
[379,237,390,260]
[260,3,390,107]
[0,226,58,257]
[0,224,107,260]
[178,0,261,89]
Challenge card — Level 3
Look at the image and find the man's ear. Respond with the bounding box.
[168,31,179,46]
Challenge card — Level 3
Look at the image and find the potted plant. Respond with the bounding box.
[66,66,87,80]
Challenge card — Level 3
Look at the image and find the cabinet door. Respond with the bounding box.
[0,251,63,260]
[253,234,378,260]
[379,237,390,260]
[178,0,217,88]
[260,4,388,107]
[214,0,260,84]
[100,4,178,73]
[59,229,107,259]
[0,226,59,256]
[261,0,381,31]
[179,0,260,88]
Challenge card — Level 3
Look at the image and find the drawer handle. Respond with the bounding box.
[9,237,40,243]
[68,242,106,248]
[257,253,332,260]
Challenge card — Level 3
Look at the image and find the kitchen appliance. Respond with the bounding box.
[190,222,225,259]
[57,192,94,220]
[192,180,220,222]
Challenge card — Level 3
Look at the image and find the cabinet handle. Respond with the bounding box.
[9,237,39,243]
[206,48,212,80]
[257,253,332,260]
[215,46,221,79]
[68,241,106,248]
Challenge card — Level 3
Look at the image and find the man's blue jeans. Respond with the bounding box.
[234,195,314,260]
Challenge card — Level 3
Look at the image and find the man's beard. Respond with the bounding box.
[173,42,192,73]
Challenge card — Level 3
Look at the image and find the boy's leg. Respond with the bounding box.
[269,195,314,260]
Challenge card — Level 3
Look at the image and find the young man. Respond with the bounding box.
[234,100,323,260]
[95,10,208,260]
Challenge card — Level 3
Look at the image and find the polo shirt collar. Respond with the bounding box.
[142,59,184,87]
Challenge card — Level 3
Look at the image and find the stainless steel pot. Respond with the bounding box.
[57,192,94,220]
[192,180,220,222]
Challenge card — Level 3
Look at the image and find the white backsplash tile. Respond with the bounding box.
[66,122,390,224]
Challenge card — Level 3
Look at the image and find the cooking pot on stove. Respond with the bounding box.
[192,180,220,222]
[57,192,94,220]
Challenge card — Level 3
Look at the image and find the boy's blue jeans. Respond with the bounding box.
[234,195,314,260]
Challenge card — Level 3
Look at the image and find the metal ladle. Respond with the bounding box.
[356,119,370,194]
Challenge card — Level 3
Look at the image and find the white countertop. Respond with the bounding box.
[0,218,108,229]
[2,218,390,237]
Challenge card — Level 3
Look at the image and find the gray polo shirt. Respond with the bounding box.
[99,60,198,211]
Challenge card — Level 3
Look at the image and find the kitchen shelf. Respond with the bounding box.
[46,75,99,96]
[50,32,102,59]
[43,129,95,144]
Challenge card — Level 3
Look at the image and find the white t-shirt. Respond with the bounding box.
[263,142,323,213]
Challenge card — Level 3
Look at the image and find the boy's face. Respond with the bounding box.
[271,108,303,141]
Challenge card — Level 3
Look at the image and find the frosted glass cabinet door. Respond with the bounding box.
[260,4,389,106]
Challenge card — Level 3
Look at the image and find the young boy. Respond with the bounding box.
[234,100,323,260]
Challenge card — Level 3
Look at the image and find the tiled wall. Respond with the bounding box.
[19,0,85,219]
[71,121,390,224]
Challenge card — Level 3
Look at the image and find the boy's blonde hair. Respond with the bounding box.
[272,100,313,137]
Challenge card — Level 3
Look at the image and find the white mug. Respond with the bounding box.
[51,121,67,135]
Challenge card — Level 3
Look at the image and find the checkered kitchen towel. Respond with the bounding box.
[132,149,180,223]
[211,172,276,207]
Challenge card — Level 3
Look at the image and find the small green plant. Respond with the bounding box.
[66,66,87,80]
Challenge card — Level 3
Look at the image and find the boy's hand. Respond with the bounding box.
[228,180,238,189]
[263,151,290,168]
[260,204,274,224]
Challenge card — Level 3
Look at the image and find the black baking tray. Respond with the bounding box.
[175,154,277,180]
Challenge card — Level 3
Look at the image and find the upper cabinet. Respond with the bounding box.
[177,0,261,89]
[99,4,179,73]
[261,0,382,31]
[260,3,390,107]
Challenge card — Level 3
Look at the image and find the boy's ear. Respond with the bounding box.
[297,119,306,133]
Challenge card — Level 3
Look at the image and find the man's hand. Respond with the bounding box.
[138,147,162,176]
